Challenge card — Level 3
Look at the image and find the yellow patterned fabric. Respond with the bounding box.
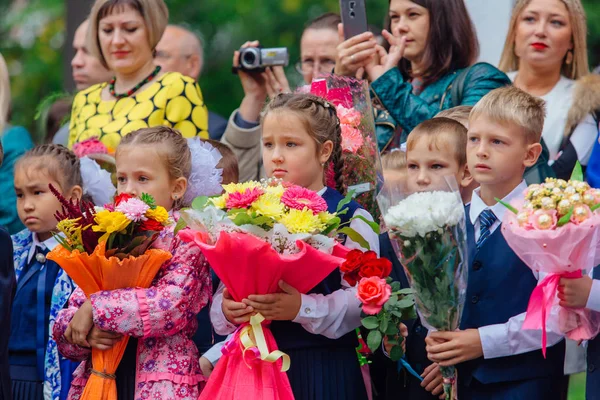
[68,72,209,149]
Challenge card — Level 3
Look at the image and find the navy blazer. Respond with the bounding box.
[0,227,15,400]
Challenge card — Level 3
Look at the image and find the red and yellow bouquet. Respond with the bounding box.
[48,189,172,400]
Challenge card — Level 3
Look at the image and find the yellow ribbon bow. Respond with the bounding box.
[239,313,291,372]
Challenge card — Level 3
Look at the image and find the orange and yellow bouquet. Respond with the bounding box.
[47,187,172,400]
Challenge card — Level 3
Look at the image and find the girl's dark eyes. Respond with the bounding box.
[407,164,418,170]
[286,142,297,147]
[16,193,23,198]
[431,164,444,170]
[117,177,126,183]
[34,191,43,195]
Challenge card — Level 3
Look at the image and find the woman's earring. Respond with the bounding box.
[566,50,573,65]
[173,194,178,200]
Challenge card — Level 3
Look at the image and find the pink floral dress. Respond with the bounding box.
[52,235,211,400]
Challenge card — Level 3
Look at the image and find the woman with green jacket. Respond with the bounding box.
[341,0,511,149]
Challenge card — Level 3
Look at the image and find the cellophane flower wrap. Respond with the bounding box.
[377,178,468,400]
[178,180,353,400]
[499,165,600,357]
[46,189,172,400]
[310,74,384,220]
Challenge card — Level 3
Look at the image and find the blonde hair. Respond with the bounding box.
[470,86,546,143]
[435,106,473,128]
[88,0,169,69]
[117,126,191,205]
[262,93,346,194]
[15,144,83,192]
[407,118,468,166]
[498,0,589,80]
[381,150,406,171]
[0,53,10,133]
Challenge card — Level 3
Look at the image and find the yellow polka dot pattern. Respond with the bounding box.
[68,72,209,148]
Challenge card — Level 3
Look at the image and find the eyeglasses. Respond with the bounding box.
[154,50,193,61]
[295,59,337,75]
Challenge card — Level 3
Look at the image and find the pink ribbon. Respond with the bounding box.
[522,270,582,358]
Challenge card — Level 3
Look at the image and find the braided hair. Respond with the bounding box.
[262,93,346,195]
[15,144,83,191]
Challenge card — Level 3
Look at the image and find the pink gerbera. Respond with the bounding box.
[72,138,109,158]
[341,124,364,153]
[115,197,149,222]
[226,187,264,209]
[281,186,328,215]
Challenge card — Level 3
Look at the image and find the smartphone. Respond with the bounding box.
[340,0,369,40]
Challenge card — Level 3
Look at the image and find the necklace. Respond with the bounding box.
[109,66,161,99]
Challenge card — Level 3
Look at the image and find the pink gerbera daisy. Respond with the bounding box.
[226,187,264,209]
[341,124,364,153]
[281,186,328,215]
[72,138,109,158]
[115,197,149,222]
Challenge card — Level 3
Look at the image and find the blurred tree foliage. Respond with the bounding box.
[1,0,599,142]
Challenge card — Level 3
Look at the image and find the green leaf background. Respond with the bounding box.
[4,0,599,141]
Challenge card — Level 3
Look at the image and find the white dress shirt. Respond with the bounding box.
[27,233,60,265]
[470,181,564,359]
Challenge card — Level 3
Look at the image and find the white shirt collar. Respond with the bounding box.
[27,233,60,264]
[317,186,327,196]
[469,180,528,225]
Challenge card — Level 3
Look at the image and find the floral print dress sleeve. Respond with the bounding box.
[53,287,92,362]
[89,239,211,338]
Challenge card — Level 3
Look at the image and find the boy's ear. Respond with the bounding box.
[68,185,83,201]
[460,164,474,189]
[171,177,188,202]
[523,142,543,168]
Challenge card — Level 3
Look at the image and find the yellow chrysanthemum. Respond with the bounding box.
[93,210,131,242]
[145,206,169,224]
[210,195,227,209]
[280,208,325,234]
[222,181,262,194]
[264,184,285,198]
[252,193,285,219]
[317,211,336,224]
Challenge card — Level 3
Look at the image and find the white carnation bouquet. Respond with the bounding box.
[377,179,468,400]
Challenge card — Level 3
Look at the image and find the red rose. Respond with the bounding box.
[357,277,391,315]
[359,257,392,280]
[341,249,365,286]
[139,219,164,232]
[114,193,134,206]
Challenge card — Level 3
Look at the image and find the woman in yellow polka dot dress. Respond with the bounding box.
[68,0,208,150]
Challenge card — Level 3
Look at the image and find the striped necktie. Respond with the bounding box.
[476,209,497,249]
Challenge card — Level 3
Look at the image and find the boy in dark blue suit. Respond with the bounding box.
[558,265,600,399]
[0,143,16,400]
[374,118,476,400]
[426,86,565,399]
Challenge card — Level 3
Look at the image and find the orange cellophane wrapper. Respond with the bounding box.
[179,230,350,400]
[47,242,172,400]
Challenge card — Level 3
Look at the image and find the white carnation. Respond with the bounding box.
[383,191,464,237]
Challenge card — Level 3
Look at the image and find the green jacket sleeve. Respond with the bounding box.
[371,64,511,134]
[0,127,34,234]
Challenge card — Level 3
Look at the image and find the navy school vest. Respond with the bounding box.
[458,205,564,386]
[270,188,361,350]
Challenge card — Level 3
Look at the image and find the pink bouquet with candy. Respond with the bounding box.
[500,164,600,356]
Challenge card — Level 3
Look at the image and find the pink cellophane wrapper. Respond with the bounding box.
[501,213,600,356]
[179,230,350,400]
[310,75,384,221]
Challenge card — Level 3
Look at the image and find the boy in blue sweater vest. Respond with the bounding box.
[425,86,565,399]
